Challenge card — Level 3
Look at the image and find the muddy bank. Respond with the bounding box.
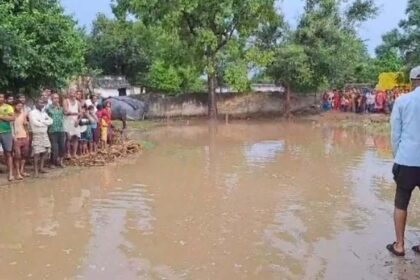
[305,112,391,134]
[0,141,142,187]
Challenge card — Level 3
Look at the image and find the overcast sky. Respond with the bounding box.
[60,0,407,56]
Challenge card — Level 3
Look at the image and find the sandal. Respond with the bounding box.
[387,242,405,257]
[412,246,420,254]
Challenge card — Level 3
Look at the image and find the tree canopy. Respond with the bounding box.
[0,0,86,94]
[266,0,378,93]
[86,14,151,86]
[0,0,418,115]
[113,0,279,118]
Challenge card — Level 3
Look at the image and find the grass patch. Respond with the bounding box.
[112,120,161,132]
[139,140,156,150]
[365,122,390,135]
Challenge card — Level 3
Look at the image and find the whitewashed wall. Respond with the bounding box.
[93,88,139,98]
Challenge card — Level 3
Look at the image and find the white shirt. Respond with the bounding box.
[29,108,53,134]
[85,99,98,113]
[391,87,420,167]
[366,93,375,105]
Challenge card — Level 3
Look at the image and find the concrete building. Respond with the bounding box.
[93,76,143,98]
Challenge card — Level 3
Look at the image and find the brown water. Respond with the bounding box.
[1,121,420,280]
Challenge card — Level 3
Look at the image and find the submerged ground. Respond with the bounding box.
[0,119,419,280]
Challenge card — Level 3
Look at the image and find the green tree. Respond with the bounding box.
[147,60,182,93]
[86,15,204,94]
[267,44,313,118]
[86,14,151,86]
[0,0,85,93]
[374,0,420,80]
[293,0,377,89]
[263,0,377,115]
[399,0,420,68]
[375,29,403,58]
[113,0,278,119]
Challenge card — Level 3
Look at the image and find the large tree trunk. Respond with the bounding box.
[284,85,291,119]
[208,73,218,120]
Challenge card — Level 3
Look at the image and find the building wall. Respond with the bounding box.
[141,93,318,118]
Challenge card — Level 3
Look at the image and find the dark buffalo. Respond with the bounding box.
[104,96,148,130]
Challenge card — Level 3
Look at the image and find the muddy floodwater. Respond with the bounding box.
[1,120,420,280]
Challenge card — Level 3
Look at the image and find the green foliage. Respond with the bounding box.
[375,51,403,73]
[86,15,205,94]
[178,66,206,93]
[86,15,151,85]
[224,61,251,92]
[370,0,420,83]
[266,0,377,92]
[0,0,86,93]
[267,44,313,92]
[375,29,402,58]
[251,72,274,84]
[113,0,279,115]
[399,0,420,68]
[147,60,182,94]
[345,0,378,25]
[375,0,420,73]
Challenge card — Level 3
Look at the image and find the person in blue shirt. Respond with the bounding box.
[387,66,420,257]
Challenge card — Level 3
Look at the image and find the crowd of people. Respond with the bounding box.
[0,89,113,181]
[321,87,411,114]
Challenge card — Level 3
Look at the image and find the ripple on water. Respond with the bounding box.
[261,199,309,279]
[92,183,156,235]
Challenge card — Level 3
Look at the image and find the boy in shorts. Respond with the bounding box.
[0,93,15,181]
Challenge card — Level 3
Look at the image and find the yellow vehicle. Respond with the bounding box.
[376,72,411,91]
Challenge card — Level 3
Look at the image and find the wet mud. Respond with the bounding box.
[0,120,419,280]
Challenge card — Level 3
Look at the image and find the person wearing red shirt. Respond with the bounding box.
[97,101,112,149]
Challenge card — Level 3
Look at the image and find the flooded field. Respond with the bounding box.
[1,120,420,280]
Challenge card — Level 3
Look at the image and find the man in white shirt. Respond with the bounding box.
[387,66,420,257]
[29,98,53,177]
[365,91,376,113]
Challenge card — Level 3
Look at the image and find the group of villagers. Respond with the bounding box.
[0,89,113,181]
[322,87,411,114]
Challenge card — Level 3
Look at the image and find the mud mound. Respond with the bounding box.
[65,141,142,167]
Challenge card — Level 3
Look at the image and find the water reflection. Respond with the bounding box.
[244,140,285,167]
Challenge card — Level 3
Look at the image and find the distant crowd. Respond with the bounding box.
[0,89,113,182]
[321,87,411,114]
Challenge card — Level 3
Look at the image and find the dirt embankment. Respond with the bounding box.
[0,140,142,187]
[305,112,391,134]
